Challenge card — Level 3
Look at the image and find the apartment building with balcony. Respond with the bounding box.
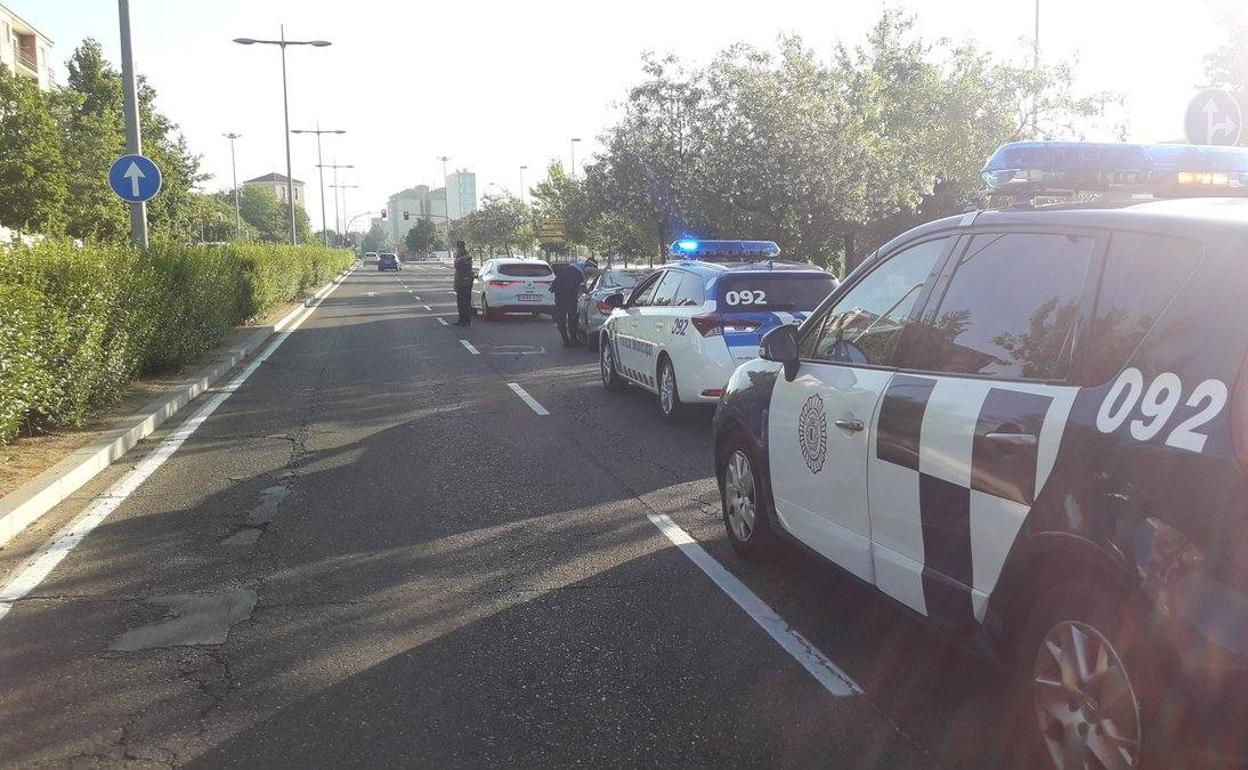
[0,4,53,91]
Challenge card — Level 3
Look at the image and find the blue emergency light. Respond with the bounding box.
[981,141,1248,197]
[669,239,781,261]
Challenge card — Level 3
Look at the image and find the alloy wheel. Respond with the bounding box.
[660,364,676,415]
[724,449,756,542]
[1033,620,1141,770]
[601,344,614,384]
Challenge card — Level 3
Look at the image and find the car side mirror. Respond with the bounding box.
[760,325,800,381]
[604,292,625,309]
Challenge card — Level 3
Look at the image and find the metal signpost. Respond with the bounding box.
[117,0,153,248]
[1185,88,1243,146]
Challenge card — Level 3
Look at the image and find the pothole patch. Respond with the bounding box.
[245,485,290,526]
[110,591,257,651]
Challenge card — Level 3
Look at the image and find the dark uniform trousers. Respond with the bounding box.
[455,286,473,324]
[554,299,579,344]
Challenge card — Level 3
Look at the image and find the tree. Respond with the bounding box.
[237,186,309,243]
[361,221,391,253]
[451,195,531,257]
[54,39,205,243]
[529,161,589,249]
[404,217,442,256]
[586,212,649,264]
[1205,9,1248,139]
[0,65,67,235]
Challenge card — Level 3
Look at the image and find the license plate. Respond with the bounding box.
[517,294,542,302]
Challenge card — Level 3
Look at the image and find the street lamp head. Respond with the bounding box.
[571,137,582,142]
[290,129,306,134]
[233,37,257,45]
[309,40,332,47]
[332,130,346,134]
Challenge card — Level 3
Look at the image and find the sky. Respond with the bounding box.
[9,0,1240,234]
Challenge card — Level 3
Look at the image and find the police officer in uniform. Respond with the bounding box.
[548,257,596,346]
[452,241,473,326]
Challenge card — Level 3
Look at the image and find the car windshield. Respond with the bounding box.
[716,274,836,312]
[498,263,553,277]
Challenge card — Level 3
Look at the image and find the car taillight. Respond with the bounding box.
[1233,353,1248,470]
[690,314,762,337]
[596,300,614,315]
[488,280,521,288]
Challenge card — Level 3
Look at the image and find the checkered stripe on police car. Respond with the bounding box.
[872,373,1076,625]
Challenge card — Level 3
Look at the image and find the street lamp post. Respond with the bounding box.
[318,162,353,244]
[331,183,359,242]
[292,124,345,245]
[519,165,528,203]
[233,27,331,245]
[118,0,147,249]
[570,137,582,177]
[438,155,452,244]
[223,132,243,239]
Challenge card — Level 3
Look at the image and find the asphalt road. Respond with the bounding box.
[0,260,1026,768]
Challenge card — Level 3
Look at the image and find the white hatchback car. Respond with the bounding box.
[470,258,556,320]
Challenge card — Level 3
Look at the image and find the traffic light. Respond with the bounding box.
[380,210,387,220]
[403,211,410,220]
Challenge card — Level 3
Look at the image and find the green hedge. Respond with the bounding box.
[0,241,353,444]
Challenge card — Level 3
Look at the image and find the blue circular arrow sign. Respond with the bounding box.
[1185,88,1243,146]
[108,153,163,203]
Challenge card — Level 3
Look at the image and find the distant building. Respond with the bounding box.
[446,170,477,219]
[244,172,305,209]
[387,185,432,244]
[0,3,53,91]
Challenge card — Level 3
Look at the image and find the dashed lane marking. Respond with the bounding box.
[423,305,433,311]
[646,513,861,699]
[459,339,480,355]
[437,318,449,326]
[0,268,356,623]
[507,383,550,416]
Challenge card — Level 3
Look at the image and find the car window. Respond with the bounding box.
[629,272,664,307]
[1085,232,1201,385]
[498,263,554,277]
[800,238,948,366]
[903,232,1096,381]
[716,274,836,312]
[673,272,706,307]
[651,271,685,307]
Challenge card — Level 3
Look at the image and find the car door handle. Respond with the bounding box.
[655,321,665,329]
[834,419,865,432]
[984,432,1038,452]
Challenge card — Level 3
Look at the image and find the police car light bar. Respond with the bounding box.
[669,239,782,261]
[981,141,1248,198]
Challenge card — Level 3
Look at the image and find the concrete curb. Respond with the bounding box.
[0,266,356,549]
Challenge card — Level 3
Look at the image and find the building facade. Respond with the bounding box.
[446,170,477,219]
[243,173,305,209]
[0,4,52,91]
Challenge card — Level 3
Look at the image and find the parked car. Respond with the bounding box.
[713,141,1248,768]
[471,258,556,320]
[578,268,647,351]
[599,246,836,422]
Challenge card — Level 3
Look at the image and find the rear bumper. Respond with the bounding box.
[677,344,739,404]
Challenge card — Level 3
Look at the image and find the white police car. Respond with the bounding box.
[598,240,837,423]
[714,142,1248,768]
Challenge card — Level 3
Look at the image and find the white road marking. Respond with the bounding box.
[459,339,480,355]
[646,513,860,698]
[423,305,433,312]
[507,383,550,416]
[413,295,421,300]
[437,318,449,326]
[0,268,356,623]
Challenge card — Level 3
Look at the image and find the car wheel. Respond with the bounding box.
[1014,584,1161,770]
[585,318,599,352]
[482,295,498,321]
[657,357,688,424]
[718,433,777,559]
[600,337,625,391]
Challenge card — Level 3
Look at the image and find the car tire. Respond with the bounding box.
[657,357,688,424]
[718,432,778,560]
[600,336,625,391]
[482,295,499,321]
[585,318,599,352]
[1012,583,1163,770]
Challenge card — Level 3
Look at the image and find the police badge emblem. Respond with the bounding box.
[798,394,827,474]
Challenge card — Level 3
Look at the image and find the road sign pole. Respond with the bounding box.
[117,0,148,249]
